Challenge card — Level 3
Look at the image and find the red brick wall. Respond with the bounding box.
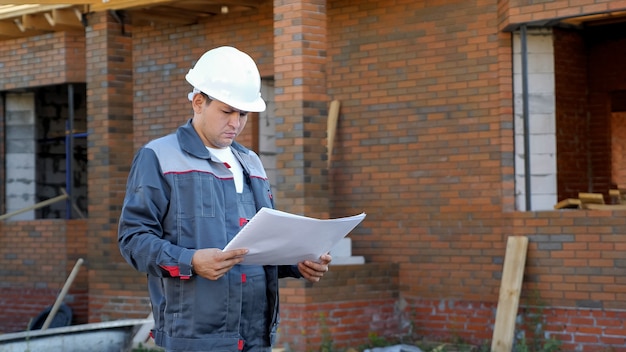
[0,31,85,90]
[554,28,590,200]
[512,210,626,310]
[546,307,626,351]
[326,0,508,297]
[411,298,496,343]
[588,28,626,193]
[503,0,626,28]
[0,95,4,216]
[410,298,626,352]
[0,220,88,333]
[278,263,400,351]
[322,1,626,351]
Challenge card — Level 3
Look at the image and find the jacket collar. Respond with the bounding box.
[177,119,249,159]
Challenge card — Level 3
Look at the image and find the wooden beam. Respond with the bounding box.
[0,1,88,4]
[491,236,529,352]
[0,4,73,19]
[52,8,84,28]
[13,17,25,32]
[90,0,260,12]
[22,11,84,32]
[0,19,27,37]
[560,10,626,27]
[23,13,54,31]
[218,0,262,7]
[128,8,204,26]
[0,18,50,40]
[89,0,175,12]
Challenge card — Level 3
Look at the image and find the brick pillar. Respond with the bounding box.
[274,0,330,217]
[85,11,148,321]
[273,2,339,350]
[0,94,4,215]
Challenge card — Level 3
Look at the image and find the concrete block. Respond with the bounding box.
[330,256,365,265]
[330,237,352,257]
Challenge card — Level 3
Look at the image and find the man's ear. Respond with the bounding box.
[191,93,205,112]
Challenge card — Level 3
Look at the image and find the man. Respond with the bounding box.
[118,46,332,352]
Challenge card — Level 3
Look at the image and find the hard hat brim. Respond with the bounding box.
[211,93,266,113]
[186,76,266,113]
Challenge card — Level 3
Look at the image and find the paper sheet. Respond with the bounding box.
[223,207,366,265]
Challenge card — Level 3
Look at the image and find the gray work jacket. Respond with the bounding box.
[118,120,302,351]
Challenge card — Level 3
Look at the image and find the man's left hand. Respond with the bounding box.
[298,253,332,283]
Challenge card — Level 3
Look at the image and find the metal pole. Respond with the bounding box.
[521,25,532,211]
[66,84,75,219]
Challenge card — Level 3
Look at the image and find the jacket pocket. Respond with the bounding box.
[174,172,216,218]
[164,277,232,338]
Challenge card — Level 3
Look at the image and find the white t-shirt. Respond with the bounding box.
[206,146,244,193]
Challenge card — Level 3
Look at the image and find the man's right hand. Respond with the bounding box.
[191,248,248,280]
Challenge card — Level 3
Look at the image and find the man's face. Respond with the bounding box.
[192,94,248,149]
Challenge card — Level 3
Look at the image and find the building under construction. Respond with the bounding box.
[1,1,626,351]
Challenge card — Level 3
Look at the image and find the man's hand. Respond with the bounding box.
[298,253,332,283]
[191,248,248,280]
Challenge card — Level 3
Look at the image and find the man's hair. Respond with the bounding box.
[200,92,213,105]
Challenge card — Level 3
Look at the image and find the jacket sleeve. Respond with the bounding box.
[118,148,195,279]
[277,265,302,279]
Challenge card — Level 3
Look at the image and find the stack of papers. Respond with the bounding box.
[223,207,366,265]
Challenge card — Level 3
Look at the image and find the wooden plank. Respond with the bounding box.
[327,100,340,168]
[609,189,626,204]
[584,204,626,211]
[578,192,605,205]
[554,198,581,209]
[42,258,84,330]
[89,0,174,12]
[491,236,529,352]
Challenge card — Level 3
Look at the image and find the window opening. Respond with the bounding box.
[512,17,626,211]
[2,83,88,220]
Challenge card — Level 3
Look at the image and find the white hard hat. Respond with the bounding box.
[185,46,266,112]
